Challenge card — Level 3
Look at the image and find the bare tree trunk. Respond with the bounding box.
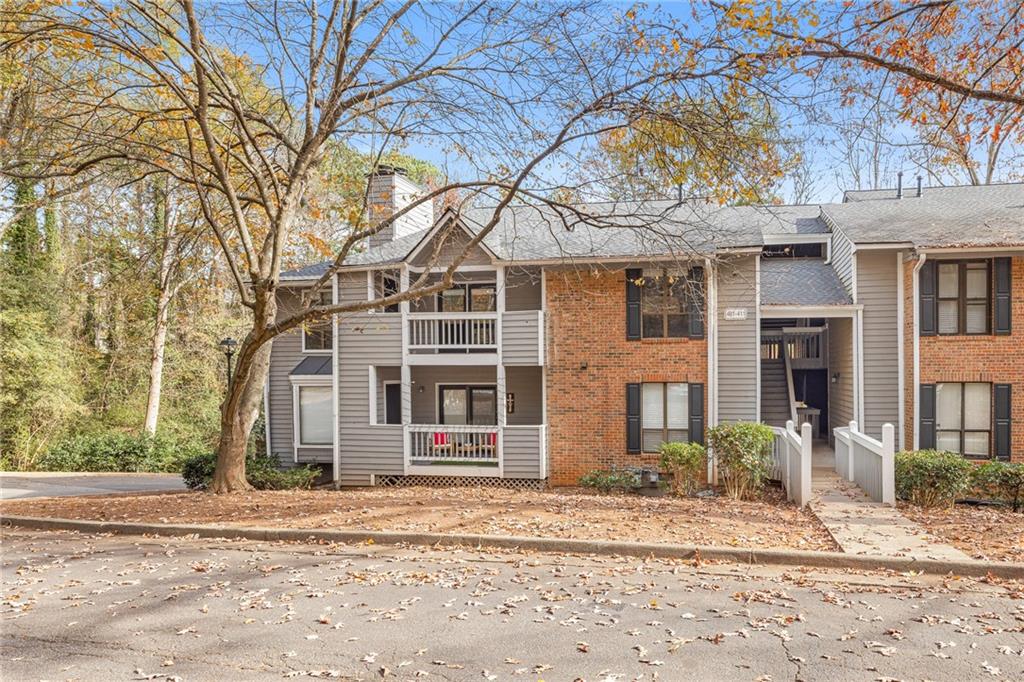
[143,180,174,435]
[143,284,172,434]
[209,291,276,493]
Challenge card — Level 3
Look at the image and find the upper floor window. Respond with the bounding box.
[374,271,400,313]
[937,261,989,335]
[302,288,333,352]
[437,282,496,313]
[640,270,691,338]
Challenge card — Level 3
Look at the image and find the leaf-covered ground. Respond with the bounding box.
[3,528,1023,681]
[0,485,840,552]
[899,503,1024,563]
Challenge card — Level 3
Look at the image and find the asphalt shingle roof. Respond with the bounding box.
[760,258,852,307]
[828,183,1024,248]
[290,356,332,375]
[279,183,1024,278]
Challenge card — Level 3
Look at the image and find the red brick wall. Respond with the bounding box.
[544,269,708,485]
[905,256,1024,462]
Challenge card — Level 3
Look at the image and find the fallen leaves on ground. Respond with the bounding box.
[899,503,1024,563]
[0,485,838,552]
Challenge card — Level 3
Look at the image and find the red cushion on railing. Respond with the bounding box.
[433,432,449,446]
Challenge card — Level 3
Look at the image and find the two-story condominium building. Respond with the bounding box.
[267,169,1023,488]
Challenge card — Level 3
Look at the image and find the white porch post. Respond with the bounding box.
[496,265,506,477]
[400,265,411,472]
[880,423,896,506]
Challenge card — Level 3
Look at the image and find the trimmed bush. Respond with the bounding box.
[181,451,319,491]
[37,432,204,473]
[579,468,640,493]
[894,449,973,509]
[659,441,707,496]
[706,422,774,500]
[971,461,1024,512]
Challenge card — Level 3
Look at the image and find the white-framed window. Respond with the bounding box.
[641,382,688,452]
[301,322,332,353]
[936,382,991,458]
[293,383,333,446]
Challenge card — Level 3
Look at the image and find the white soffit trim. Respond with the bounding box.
[761,234,830,245]
[760,304,862,318]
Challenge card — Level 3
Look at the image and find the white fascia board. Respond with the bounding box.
[761,234,830,245]
[760,304,862,318]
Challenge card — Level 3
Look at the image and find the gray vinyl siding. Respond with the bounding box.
[375,366,401,422]
[857,250,901,438]
[829,316,855,436]
[830,229,855,296]
[505,267,542,310]
[717,255,759,422]
[409,225,492,267]
[506,366,543,426]
[502,427,543,478]
[337,271,404,485]
[502,311,543,365]
[267,288,332,466]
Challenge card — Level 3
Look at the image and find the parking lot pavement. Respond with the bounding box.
[2,527,1023,681]
[0,472,185,500]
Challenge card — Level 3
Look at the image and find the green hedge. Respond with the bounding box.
[181,451,319,491]
[895,449,973,509]
[36,432,205,473]
[579,468,640,493]
[659,441,707,496]
[707,422,774,500]
[971,461,1024,512]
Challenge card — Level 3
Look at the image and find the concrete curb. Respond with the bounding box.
[3,514,1023,580]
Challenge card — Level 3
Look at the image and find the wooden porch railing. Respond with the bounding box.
[407,312,497,351]
[406,424,500,464]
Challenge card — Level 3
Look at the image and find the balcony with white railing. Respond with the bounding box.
[407,312,498,360]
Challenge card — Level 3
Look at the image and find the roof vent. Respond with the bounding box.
[896,171,903,199]
[916,175,923,198]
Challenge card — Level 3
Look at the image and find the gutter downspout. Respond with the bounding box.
[911,253,926,451]
[705,257,717,485]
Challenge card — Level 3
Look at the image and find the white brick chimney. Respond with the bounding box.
[366,165,434,249]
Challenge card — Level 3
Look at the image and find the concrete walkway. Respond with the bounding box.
[0,472,185,500]
[808,444,968,560]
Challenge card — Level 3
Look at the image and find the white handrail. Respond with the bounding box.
[770,421,812,508]
[408,312,498,320]
[833,421,895,505]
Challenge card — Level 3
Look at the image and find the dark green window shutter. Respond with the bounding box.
[919,260,937,336]
[687,267,705,339]
[689,383,705,445]
[919,384,936,450]
[994,258,1012,335]
[626,383,641,453]
[994,383,1012,461]
[626,268,642,340]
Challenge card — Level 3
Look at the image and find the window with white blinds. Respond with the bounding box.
[641,382,688,452]
[935,382,991,458]
[936,261,990,335]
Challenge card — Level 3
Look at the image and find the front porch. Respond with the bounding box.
[371,364,547,479]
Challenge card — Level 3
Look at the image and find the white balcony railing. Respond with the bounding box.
[406,424,500,464]
[408,312,497,351]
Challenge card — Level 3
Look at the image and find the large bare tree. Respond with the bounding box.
[4,1,801,491]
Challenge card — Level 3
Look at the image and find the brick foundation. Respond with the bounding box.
[544,269,708,485]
